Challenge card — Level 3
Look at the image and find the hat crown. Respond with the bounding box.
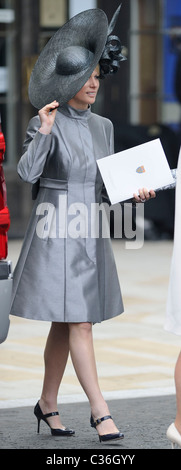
[56,46,94,76]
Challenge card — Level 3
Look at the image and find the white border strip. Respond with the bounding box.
[0,387,175,409]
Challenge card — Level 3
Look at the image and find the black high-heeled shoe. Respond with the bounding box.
[34,402,75,436]
[90,414,124,442]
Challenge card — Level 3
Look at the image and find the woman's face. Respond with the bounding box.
[68,66,100,110]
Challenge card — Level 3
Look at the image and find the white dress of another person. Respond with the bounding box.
[165,149,181,335]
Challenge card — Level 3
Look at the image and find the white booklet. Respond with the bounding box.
[97,138,175,204]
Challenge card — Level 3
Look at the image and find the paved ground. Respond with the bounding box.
[0,395,177,450]
[0,239,181,457]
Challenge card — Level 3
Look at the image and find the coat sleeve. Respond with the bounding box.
[17,116,52,184]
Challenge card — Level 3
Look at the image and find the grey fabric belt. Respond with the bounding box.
[40,177,68,190]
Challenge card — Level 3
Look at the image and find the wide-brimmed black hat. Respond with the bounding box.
[28,5,125,110]
[28,9,109,110]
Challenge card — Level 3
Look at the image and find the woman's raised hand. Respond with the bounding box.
[38,101,59,134]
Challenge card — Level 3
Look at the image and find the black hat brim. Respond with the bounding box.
[28,9,108,109]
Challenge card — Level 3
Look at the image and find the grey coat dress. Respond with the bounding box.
[10,104,124,323]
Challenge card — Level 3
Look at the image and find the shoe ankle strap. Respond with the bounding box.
[94,415,112,426]
[44,411,59,418]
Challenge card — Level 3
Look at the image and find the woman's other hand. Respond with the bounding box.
[39,101,59,134]
[133,188,156,203]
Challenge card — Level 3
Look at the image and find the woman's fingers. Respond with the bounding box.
[133,188,156,203]
[39,101,59,115]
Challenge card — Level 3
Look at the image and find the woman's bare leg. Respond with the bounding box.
[39,322,69,429]
[68,322,120,436]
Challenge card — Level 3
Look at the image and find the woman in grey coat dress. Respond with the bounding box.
[10,8,155,442]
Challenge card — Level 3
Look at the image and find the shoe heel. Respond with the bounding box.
[171,442,176,449]
[37,418,41,434]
